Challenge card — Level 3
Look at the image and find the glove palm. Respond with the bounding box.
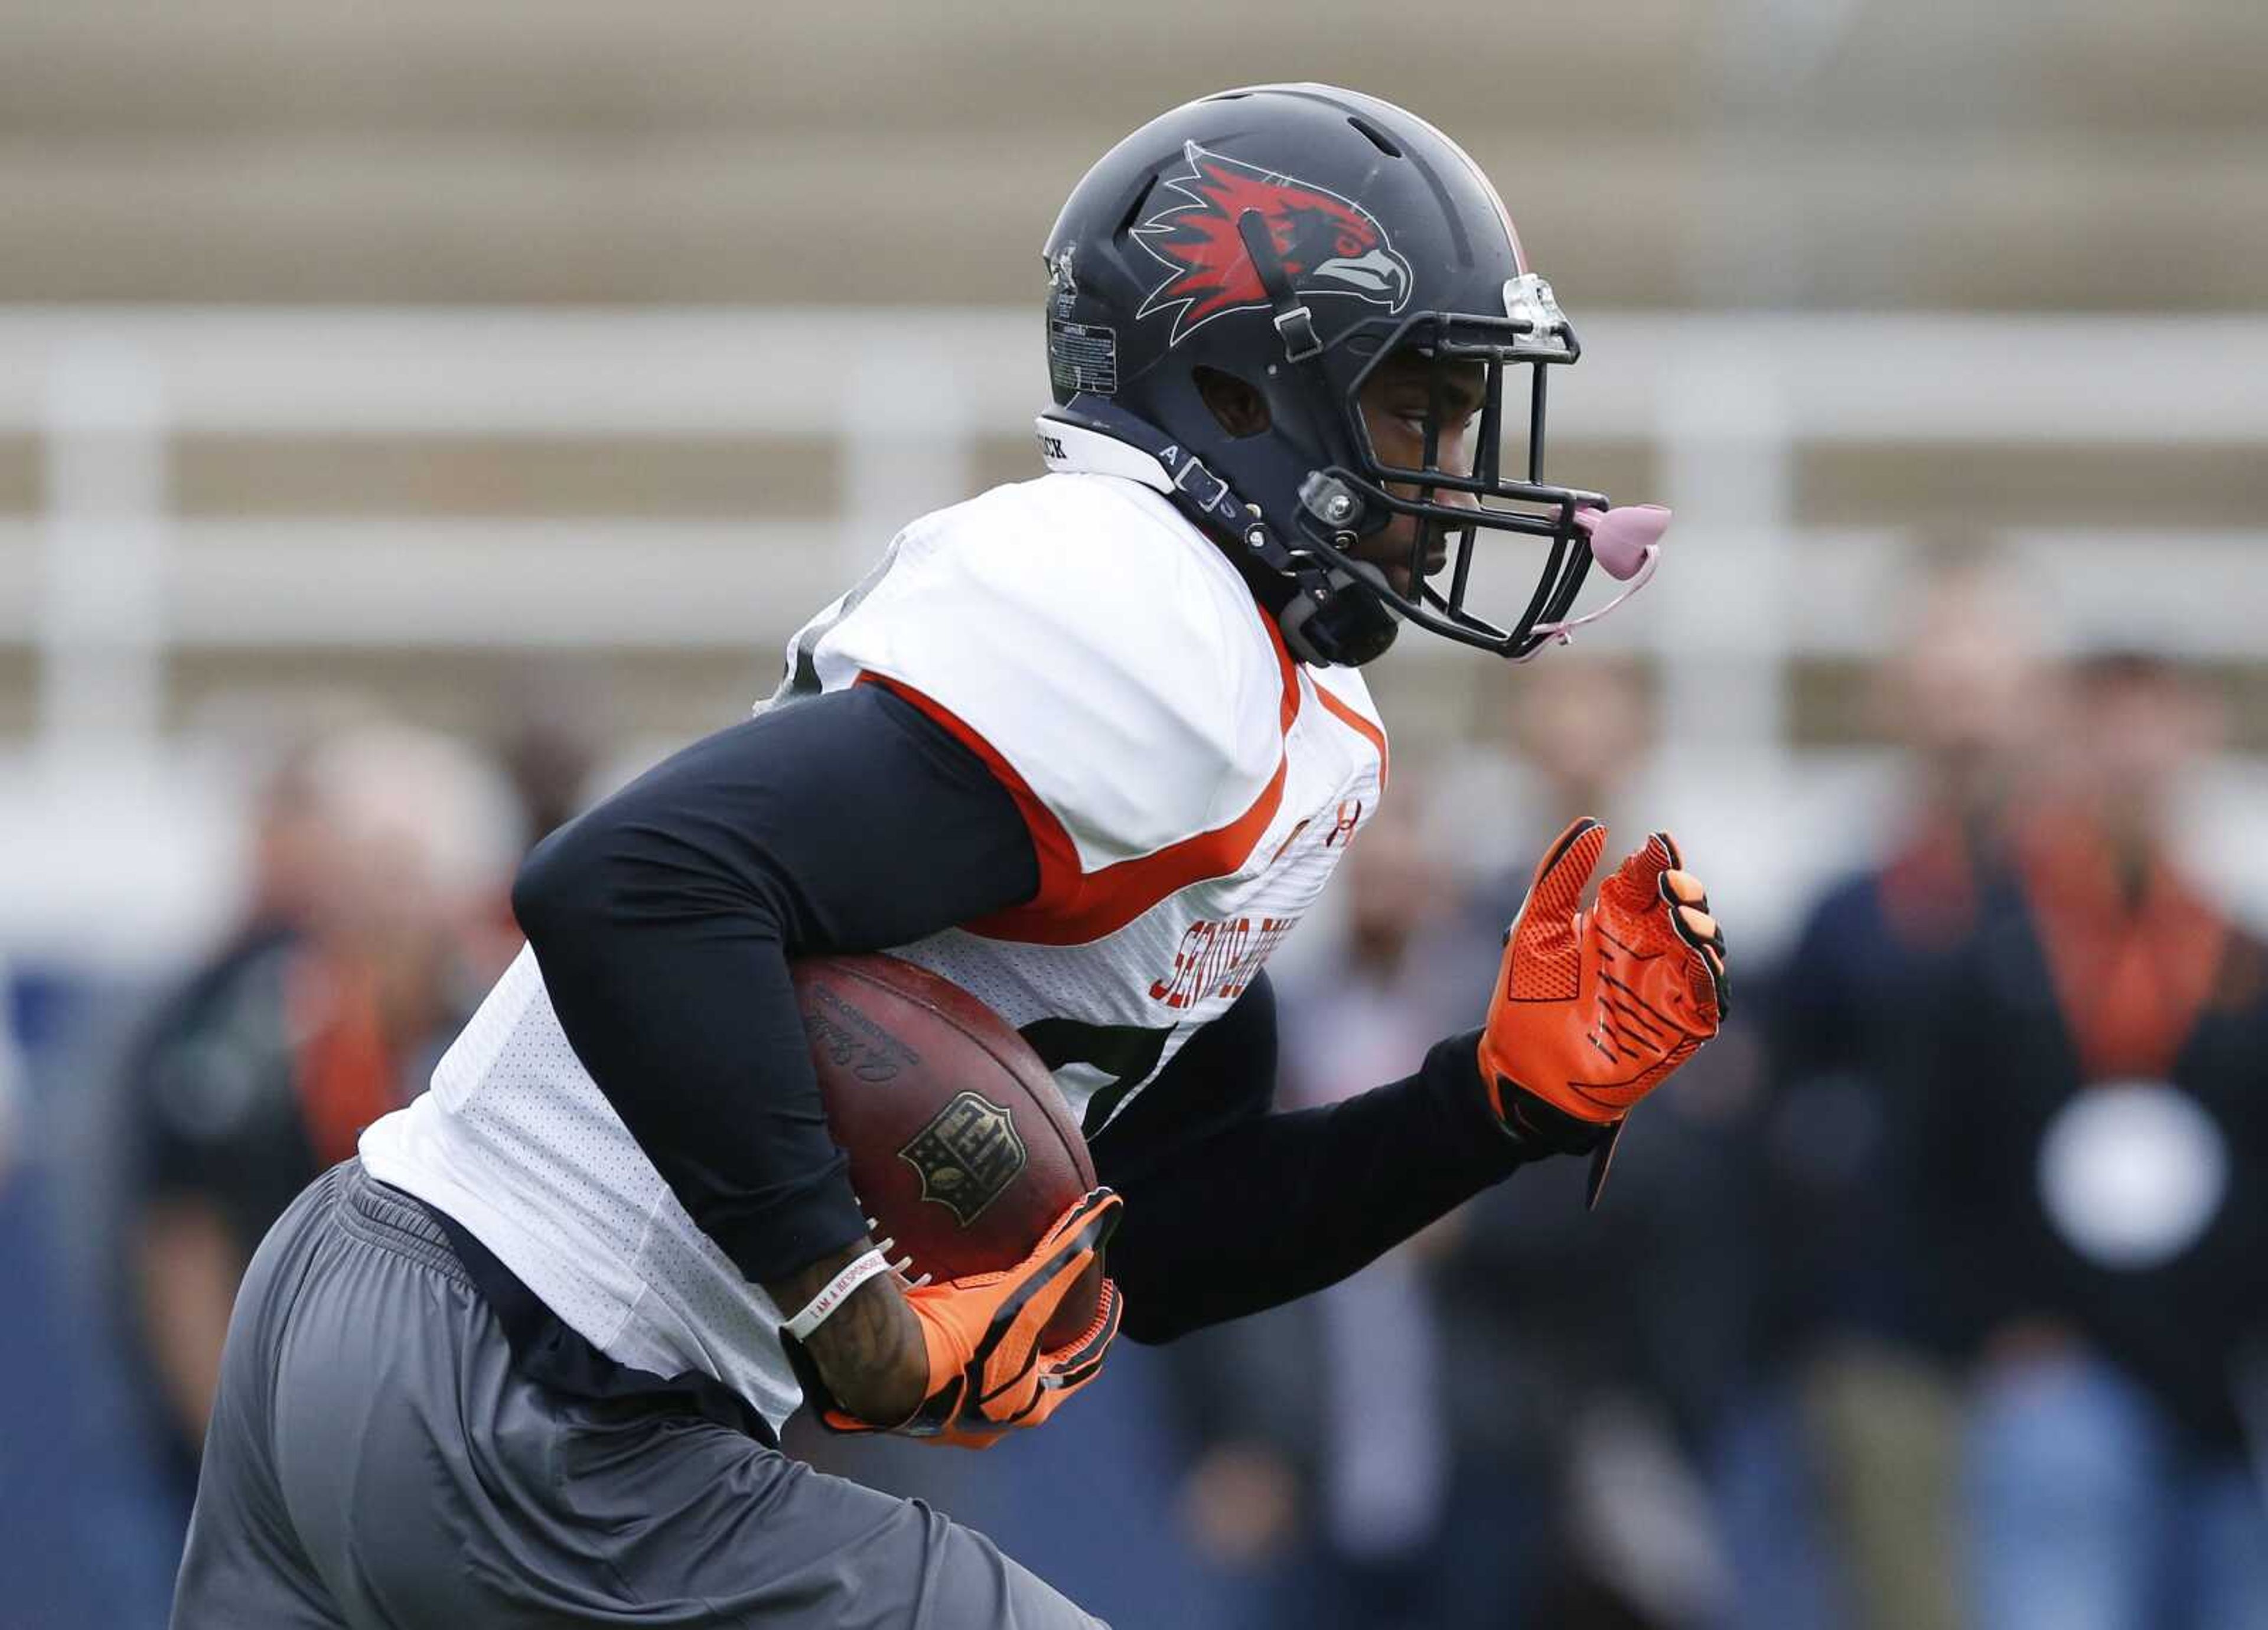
[1477,819,1728,1189]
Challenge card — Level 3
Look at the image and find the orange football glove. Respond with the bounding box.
[812,1187,1124,1449]
[1478,819,1728,1194]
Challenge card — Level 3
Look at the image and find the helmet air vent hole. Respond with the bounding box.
[1347,116,1403,158]
[1115,179,1157,243]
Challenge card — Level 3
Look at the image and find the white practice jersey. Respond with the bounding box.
[361,470,1388,1432]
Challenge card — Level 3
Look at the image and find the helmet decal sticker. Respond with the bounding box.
[1134,142,1413,345]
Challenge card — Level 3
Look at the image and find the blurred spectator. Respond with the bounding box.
[493,667,608,850]
[1759,555,2054,1630]
[1,967,187,1628]
[120,724,521,1497]
[1445,658,1771,1629]
[1171,658,1774,1630]
[1929,653,2268,1630]
[1169,789,1536,1629]
[1430,651,1661,890]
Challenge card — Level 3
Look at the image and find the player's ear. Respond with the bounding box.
[1193,367,1271,438]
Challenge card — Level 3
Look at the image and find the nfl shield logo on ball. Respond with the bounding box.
[898,1091,1029,1228]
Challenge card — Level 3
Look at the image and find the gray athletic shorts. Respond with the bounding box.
[171,1160,1106,1629]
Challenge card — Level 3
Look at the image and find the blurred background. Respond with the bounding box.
[2,2,2264,1626]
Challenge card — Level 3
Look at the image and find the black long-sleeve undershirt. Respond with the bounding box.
[1093,987,1543,1343]
[513,684,1040,1285]
[513,681,1560,1332]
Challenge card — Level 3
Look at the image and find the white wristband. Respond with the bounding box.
[783,1248,895,1342]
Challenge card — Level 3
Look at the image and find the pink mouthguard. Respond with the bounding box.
[1573,503,1670,582]
[1516,503,1671,660]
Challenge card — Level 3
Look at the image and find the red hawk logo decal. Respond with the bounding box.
[1135,142,1414,345]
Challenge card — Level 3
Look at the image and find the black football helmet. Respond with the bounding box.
[1038,83,1666,667]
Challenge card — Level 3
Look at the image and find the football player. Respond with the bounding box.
[172,84,1728,1629]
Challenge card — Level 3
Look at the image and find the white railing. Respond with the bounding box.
[2,308,2263,963]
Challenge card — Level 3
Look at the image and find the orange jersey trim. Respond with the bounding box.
[979,754,1292,946]
[856,671,1085,906]
[1311,681,1389,790]
[1260,610,1300,734]
[858,638,1299,947]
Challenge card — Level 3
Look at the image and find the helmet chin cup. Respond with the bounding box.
[1277,556,1402,667]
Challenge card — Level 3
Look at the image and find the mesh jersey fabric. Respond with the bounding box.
[363,471,1389,1429]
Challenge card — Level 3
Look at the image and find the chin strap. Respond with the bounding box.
[1036,404,1396,666]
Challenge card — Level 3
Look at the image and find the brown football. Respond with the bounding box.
[790,953,1103,1349]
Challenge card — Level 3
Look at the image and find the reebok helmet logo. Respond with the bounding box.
[1135,142,1413,345]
